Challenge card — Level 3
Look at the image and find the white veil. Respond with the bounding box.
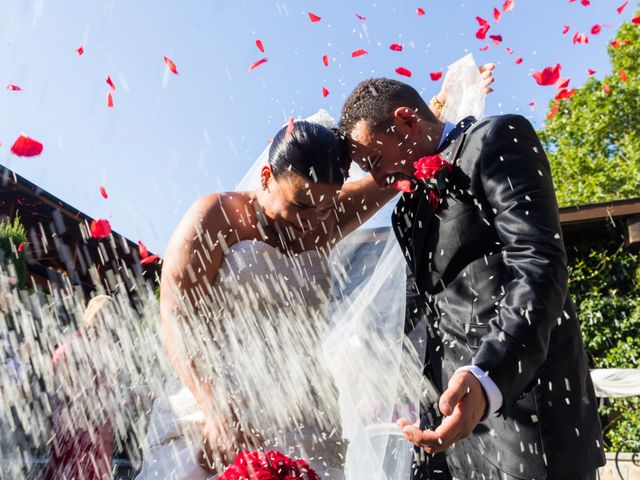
[236,54,486,480]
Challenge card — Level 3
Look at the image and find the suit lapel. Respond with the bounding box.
[410,117,476,278]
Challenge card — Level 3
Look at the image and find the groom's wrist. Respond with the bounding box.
[455,365,503,421]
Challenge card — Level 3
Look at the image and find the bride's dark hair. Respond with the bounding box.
[269,121,347,185]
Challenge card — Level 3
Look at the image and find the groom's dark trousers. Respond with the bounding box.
[393,115,606,480]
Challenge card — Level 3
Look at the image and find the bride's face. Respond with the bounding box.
[260,171,340,239]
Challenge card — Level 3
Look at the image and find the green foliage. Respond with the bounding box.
[0,215,28,288]
[538,12,640,451]
[567,230,640,451]
[539,12,640,206]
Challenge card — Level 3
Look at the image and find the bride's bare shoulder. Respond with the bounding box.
[169,192,250,244]
[185,192,250,228]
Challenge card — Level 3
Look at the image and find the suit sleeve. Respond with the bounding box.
[471,114,569,414]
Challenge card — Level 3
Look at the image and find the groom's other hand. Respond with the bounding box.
[397,371,487,455]
[479,63,496,94]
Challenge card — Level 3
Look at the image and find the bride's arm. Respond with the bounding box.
[160,193,251,471]
[331,176,397,239]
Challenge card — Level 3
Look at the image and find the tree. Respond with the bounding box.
[539,13,640,206]
[0,214,28,289]
[540,12,640,451]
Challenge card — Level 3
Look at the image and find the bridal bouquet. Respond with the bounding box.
[219,450,320,480]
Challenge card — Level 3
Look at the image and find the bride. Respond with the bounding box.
[136,56,494,480]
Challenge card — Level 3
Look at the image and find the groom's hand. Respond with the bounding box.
[397,371,487,455]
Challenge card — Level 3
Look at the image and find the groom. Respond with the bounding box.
[339,78,606,479]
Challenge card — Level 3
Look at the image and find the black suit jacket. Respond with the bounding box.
[392,115,605,479]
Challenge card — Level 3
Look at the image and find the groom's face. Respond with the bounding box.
[347,118,422,189]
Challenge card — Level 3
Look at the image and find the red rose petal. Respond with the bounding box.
[256,39,264,53]
[603,84,611,94]
[619,69,627,82]
[489,34,503,46]
[528,101,536,107]
[476,16,490,26]
[617,0,629,14]
[106,75,116,91]
[99,185,109,199]
[430,71,443,81]
[547,102,559,120]
[587,68,596,75]
[351,49,368,57]
[476,23,491,40]
[322,86,329,97]
[322,54,329,66]
[164,56,179,75]
[480,45,490,51]
[533,64,561,86]
[90,219,111,239]
[138,240,149,259]
[10,134,43,157]
[562,25,570,34]
[591,24,602,35]
[493,8,502,22]
[17,242,24,253]
[632,17,640,24]
[107,92,114,108]
[555,88,576,100]
[506,47,513,54]
[395,67,412,77]
[355,13,366,20]
[6,82,22,91]
[503,0,515,12]
[556,77,571,89]
[285,117,295,138]
[308,12,321,22]
[417,7,426,16]
[515,57,523,64]
[581,0,590,5]
[573,32,589,44]
[248,57,268,72]
[611,39,631,48]
[140,254,159,265]
[389,43,403,51]
[76,45,84,56]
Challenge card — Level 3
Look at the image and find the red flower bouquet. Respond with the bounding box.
[412,154,452,210]
[219,450,320,480]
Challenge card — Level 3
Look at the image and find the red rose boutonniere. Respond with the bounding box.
[413,154,453,210]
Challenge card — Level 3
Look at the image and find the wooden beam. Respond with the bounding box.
[559,198,640,225]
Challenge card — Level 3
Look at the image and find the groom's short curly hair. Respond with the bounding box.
[339,78,435,137]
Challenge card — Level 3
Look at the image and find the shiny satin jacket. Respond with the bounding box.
[392,115,605,479]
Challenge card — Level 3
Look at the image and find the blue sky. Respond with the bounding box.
[0,0,636,254]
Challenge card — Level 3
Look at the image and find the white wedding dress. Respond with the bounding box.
[136,240,345,479]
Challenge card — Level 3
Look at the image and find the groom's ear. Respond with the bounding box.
[260,165,273,188]
[392,107,420,136]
